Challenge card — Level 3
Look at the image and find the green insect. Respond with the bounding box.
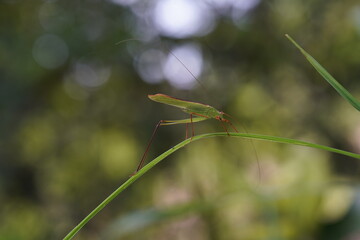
[134,93,239,173]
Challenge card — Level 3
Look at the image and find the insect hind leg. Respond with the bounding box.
[220,121,230,136]
[228,121,239,133]
[133,120,163,175]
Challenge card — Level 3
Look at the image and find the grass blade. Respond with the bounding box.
[285,34,360,111]
[63,132,360,240]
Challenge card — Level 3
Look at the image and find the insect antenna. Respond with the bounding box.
[116,38,209,96]
[115,38,142,45]
[166,49,207,92]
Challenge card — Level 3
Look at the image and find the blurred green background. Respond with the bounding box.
[1,0,360,239]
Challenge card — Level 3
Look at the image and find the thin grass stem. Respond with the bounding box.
[63,132,360,240]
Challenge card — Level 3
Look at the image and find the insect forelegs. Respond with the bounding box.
[185,114,195,140]
[228,121,239,133]
[220,121,230,136]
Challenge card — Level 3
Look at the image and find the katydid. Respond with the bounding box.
[134,93,240,173]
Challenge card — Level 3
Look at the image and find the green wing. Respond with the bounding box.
[148,94,207,109]
[148,94,221,118]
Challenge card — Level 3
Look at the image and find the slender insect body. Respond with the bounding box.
[117,40,260,177]
[134,93,240,174]
[134,93,261,181]
[149,93,223,120]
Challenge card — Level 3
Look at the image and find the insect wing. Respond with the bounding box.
[149,94,210,112]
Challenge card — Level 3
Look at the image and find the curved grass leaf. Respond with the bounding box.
[285,34,360,111]
[63,132,360,240]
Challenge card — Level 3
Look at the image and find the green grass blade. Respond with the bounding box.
[285,34,360,111]
[63,132,360,240]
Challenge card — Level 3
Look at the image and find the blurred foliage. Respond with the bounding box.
[1,0,360,239]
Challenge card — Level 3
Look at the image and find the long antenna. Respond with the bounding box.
[115,38,208,93]
[115,38,142,45]
[166,49,207,91]
[118,38,261,180]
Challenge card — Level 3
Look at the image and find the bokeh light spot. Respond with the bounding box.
[32,34,69,69]
[163,44,203,90]
[38,2,71,32]
[153,0,215,38]
[136,49,166,84]
[350,6,360,34]
[74,62,111,88]
[205,0,260,11]
[109,0,139,6]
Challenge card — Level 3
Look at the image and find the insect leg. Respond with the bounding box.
[190,114,195,139]
[220,121,230,136]
[228,121,239,133]
[189,112,211,139]
[134,120,163,174]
